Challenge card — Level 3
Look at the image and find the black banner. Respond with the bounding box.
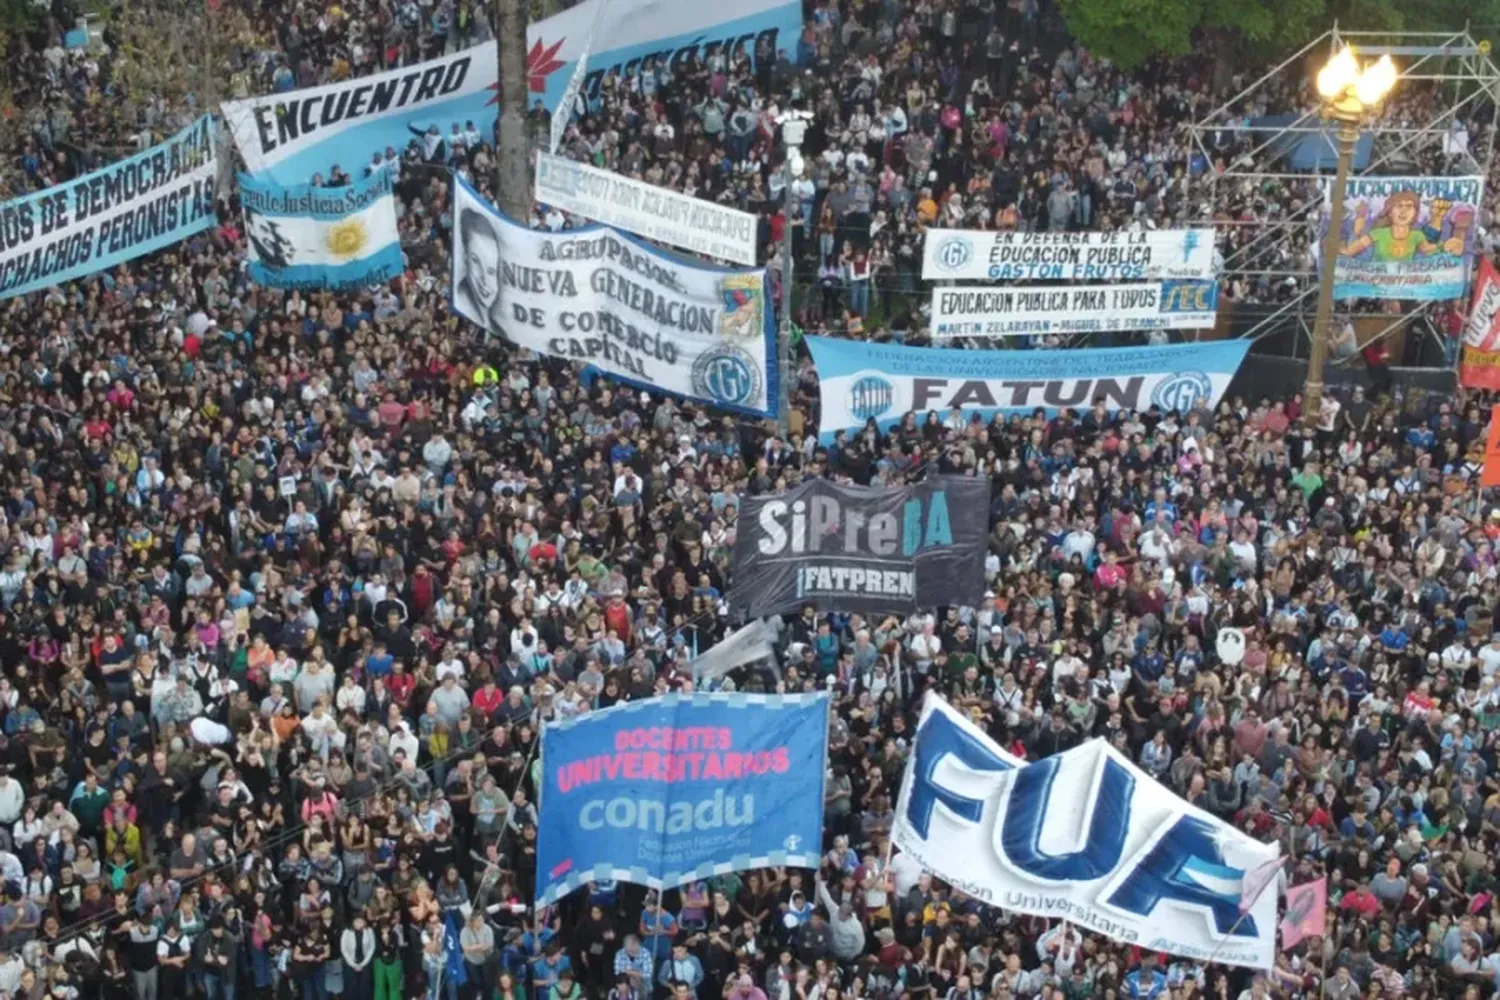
[728,476,990,618]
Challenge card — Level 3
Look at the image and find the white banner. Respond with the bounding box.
[691,620,776,684]
[923,228,1217,282]
[536,153,758,265]
[451,175,776,416]
[894,695,1280,969]
[221,46,496,183]
[929,281,1218,338]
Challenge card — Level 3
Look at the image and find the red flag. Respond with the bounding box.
[1280,878,1327,949]
[1461,257,1500,390]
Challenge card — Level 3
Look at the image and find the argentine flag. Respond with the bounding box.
[239,170,403,291]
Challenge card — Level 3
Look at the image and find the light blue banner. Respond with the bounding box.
[537,692,828,905]
[239,171,403,291]
[0,116,218,300]
[807,337,1251,441]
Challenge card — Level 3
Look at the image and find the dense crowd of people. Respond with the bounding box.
[2,0,1500,999]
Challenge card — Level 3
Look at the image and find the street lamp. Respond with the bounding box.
[775,110,813,428]
[1303,45,1398,428]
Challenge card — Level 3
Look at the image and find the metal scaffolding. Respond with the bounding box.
[1187,26,1500,365]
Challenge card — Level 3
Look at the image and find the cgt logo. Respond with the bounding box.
[903,704,1260,941]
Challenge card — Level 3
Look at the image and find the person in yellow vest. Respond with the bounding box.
[472,363,499,387]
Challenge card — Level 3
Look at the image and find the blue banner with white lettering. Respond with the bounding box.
[537,692,828,906]
[239,171,403,290]
[0,116,218,301]
[807,336,1251,442]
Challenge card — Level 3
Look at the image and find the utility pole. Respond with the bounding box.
[776,111,811,429]
[494,0,532,220]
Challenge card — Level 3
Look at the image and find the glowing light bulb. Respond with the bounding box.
[1317,46,1358,99]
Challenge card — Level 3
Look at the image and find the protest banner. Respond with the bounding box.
[222,0,802,181]
[729,477,990,618]
[1322,174,1482,300]
[222,46,496,184]
[528,0,801,111]
[537,692,828,905]
[450,175,776,417]
[929,280,1218,338]
[536,152,759,265]
[806,337,1251,440]
[0,116,217,300]
[1461,256,1500,390]
[895,694,1281,969]
[922,228,1217,282]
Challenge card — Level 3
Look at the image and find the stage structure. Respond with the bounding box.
[1188,26,1500,370]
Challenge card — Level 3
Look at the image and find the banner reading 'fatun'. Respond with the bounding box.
[450,175,777,417]
[922,228,1217,282]
[240,171,403,290]
[1323,174,1482,300]
[0,116,218,300]
[805,336,1250,441]
[537,692,828,906]
[728,476,989,618]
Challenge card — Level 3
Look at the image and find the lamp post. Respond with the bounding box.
[776,111,812,428]
[1304,45,1398,429]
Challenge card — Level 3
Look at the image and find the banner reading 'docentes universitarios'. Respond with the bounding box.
[806,336,1250,441]
[451,175,777,417]
[1323,174,1482,300]
[0,116,217,300]
[728,476,989,618]
[922,228,1217,282]
[239,170,403,290]
[537,692,828,906]
[929,280,1218,338]
[895,694,1280,969]
[536,152,759,265]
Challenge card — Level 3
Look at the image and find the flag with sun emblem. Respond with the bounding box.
[239,171,403,291]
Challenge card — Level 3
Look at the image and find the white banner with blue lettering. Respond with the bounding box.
[239,171,403,290]
[221,0,799,183]
[0,116,218,300]
[451,174,777,417]
[894,695,1280,969]
[806,336,1251,441]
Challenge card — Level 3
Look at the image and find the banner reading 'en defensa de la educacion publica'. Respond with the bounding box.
[537,692,829,906]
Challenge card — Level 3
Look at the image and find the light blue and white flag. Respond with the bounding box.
[239,171,403,290]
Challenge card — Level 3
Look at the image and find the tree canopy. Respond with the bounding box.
[1057,0,1500,69]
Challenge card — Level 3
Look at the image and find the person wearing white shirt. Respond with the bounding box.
[0,775,23,829]
[336,675,367,716]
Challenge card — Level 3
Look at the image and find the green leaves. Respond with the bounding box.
[1058,0,1483,69]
